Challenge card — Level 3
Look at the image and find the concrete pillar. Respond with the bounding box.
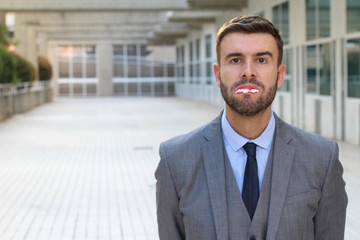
[331,0,346,141]
[47,41,58,96]
[13,14,38,75]
[27,26,39,78]
[289,0,306,129]
[97,42,113,96]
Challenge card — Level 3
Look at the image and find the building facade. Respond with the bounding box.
[174,0,360,146]
[0,0,360,145]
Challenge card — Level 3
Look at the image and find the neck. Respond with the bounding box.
[225,105,272,140]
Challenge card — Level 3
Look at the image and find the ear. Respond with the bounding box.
[213,63,221,88]
[276,64,286,89]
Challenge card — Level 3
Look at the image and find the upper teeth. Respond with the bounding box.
[236,89,259,93]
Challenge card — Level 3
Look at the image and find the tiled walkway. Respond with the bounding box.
[0,97,358,240]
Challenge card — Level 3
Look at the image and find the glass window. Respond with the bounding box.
[282,3,289,44]
[154,61,164,77]
[205,34,212,59]
[180,46,185,63]
[176,46,183,82]
[140,45,149,56]
[58,46,70,78]
[85,45,96,78]
[279,48,291,92]
[319,43,331,95]
[113,45,124,55]
[127,45,137,56]
[139,46,151,77]
[59,57,69,78]
[141,59,152,77]
[256,11,264,18]
[72,45,82,78]
[206,63,212,78]
[189,42,193,62]
[306,0,316,40]
[205,34,213,84]
[196,38,200,60]
[195,63,201,77]
[181,45,185,80]
[113,44,175,80]
[306,45,317,93]
[272,2,289,44]
[195,38,201,84]
[306,43,332,95]
[189,41,194,83]
[306,0,330,40]
[127,45,138,77]
[176,47,180,64]
[347,0,360,33]
[167,63,175,77]
[57,45,97,79]
[176,45,185,83]
[113,45,125,77]
[140,47,151,78]
[273,6,280,34]
[189,64,194,79]
[5,13,15,38]
[347,39,360,98]
[319,0,330,38]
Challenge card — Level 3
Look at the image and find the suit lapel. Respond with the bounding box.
[201,114,296,239]
[201,115,229,240]
[266,116,296,240]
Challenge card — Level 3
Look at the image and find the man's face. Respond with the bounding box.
[214,32,286,117]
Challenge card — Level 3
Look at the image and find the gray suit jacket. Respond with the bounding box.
[155,113,347,240]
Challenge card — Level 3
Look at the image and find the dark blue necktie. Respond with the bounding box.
[242,142,259,220]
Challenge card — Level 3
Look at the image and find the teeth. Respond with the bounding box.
[235,88,259,94]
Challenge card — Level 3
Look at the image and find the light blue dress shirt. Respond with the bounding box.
[221,110,276,194]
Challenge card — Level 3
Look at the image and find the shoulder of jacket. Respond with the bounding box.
[161,113,222,151]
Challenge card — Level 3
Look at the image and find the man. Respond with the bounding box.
[155,15,347,240]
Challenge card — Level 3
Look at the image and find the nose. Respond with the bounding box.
[242,62,256,78]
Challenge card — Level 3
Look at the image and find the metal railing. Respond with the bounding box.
[0,81,52,97]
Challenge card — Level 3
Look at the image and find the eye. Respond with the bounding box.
[257,58,266,64]
[230,58,241,64]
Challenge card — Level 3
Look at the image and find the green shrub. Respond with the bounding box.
[13,53,36,83]
[37,55,53,80]
[0,45,16,83]
[0,24,9,47]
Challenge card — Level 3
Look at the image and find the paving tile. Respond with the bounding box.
[0,97,358,240]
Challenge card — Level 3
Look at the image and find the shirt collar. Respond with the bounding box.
[221,109,276,151]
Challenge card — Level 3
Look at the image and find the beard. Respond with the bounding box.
[220,77,278,117]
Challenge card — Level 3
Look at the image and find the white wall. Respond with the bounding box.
[345,100,360,145]
[0,0,188,10]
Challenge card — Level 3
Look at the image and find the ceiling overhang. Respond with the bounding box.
[187,0,247,10]
[2,0,248,46]
[167,11,218,24]
[147,23,189,45]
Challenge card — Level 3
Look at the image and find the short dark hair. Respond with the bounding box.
[216,15,283,65]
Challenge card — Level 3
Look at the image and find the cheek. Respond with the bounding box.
[220,67,240,80]
[262,70,279,86]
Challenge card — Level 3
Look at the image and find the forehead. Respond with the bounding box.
[219,32,279,58]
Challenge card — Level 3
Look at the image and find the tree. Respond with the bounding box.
[38,55,53,80]
[0,45,16,83]
[0,24,9,46]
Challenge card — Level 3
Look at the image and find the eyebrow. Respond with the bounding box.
[225,51,273,59]
[254,51,273,58]
[225,52,244,59]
